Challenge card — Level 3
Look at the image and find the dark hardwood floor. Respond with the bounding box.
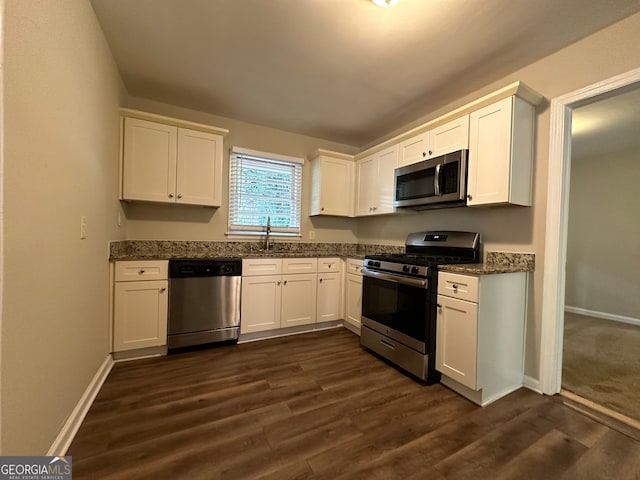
[68,328,640,479]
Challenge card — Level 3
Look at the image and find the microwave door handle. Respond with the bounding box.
[434,163,442,196]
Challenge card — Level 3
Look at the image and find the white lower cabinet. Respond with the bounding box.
[281,273,317,327]
[344,258,363,333]
[241,274,282,333]
[113,260,168,352]
[317,272,342,322]
[241,258,330,334]
[436,271,527,406]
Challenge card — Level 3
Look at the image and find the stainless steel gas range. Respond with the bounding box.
[360,231,481,383]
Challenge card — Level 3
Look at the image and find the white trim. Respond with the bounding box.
[564,306,640,327]
[540,67,640,395]
[523,375,542,394]
[119,108,229,136]
[0,0,5,455]
[231,146,304,165]
[47,355,114,456]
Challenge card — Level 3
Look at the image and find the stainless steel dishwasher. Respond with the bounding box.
[168,258,242,350]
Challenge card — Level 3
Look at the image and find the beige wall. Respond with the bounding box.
[566,147,640,319]
[122,98,360,244]
[2,0,125,454]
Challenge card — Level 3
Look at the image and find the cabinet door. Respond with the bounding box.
[240,275,282,333]
[316,157,354,216]
[176,128,223,206]
[281,274,317,327]
[467,97,513,206]
[429,115,469,157]
[436,295,478,389]
[345,273,363,329]
[398,132,428,167]
[122,118,177,203]
[376,145,398,214]
[113,280,168,351]
[355,155,377,216]
[317,272,342,322]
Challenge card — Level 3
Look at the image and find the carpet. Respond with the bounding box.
[562,312,640,421]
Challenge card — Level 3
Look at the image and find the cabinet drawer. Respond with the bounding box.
[242,258,282,276]
[438,272,478,302]
[282,258,318,274]
[318,257,341,273]
[346,258,364,275]
[115,260,168,282]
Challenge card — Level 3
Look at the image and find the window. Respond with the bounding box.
[228,147,303,236]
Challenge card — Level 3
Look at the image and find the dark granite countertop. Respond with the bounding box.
[109,241,534,274]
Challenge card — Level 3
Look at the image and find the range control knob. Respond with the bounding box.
[402,265,410,273]
[411,266,420,274]
[373,261,381,268]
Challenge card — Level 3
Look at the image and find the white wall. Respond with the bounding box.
[566,147,640,319]
[122,97,360,244]
[2,0,125,453]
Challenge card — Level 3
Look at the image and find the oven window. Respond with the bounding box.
[361,275,429,341]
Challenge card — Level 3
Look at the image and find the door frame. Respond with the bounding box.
[539,66,640,394]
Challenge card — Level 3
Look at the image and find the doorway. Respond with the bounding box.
[561,88,640,420]
[540,67,640,406]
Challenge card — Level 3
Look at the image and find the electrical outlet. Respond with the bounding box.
[309,230,315,240]
[80,216,87,239]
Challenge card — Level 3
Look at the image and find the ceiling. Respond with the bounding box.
[90,0,640,148]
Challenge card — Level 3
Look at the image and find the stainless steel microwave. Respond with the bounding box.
[394,149,468,210]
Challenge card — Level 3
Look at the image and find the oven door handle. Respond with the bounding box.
[362,268,428,289]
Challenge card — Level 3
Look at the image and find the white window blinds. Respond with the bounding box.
[228,147,303,235]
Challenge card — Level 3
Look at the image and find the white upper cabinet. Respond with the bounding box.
[176,128,223,206]
[356,145,398,216]
[397,115,469,168]
[122,118,177,203]
[467,96,535,206]
[309,150,355,217]
[121,110,227,207]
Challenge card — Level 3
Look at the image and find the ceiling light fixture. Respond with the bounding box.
[372,0,399,7]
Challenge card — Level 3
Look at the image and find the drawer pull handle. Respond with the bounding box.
[380,338,395,350]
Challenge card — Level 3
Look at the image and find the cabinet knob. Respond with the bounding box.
[277,281,281,286]
[168,193,174,198]
[321,207,325,211]
[319,278,323,283]
[159,287,166,293]
[452,284,459,290]
[437,303,442,309]
[283,280,287,285]
[467,194,472,201]
[177,194,183,199]
[138,269,145,274]
[422,152,427,157]
[428,150,433,155]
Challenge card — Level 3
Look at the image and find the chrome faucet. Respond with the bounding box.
[264,216,272,251]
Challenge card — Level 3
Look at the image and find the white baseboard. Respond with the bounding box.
[565,306,640,327]
[523,375,542,394]
[47,355,114,456]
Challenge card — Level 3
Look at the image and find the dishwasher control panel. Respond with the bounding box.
[169,258,242,278]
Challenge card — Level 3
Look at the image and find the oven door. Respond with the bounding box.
[361,268,430,353]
